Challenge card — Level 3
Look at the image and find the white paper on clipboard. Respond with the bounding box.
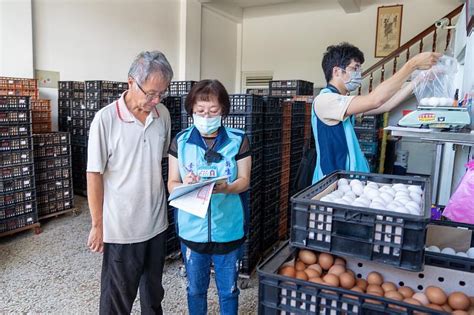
[168,175,228,202]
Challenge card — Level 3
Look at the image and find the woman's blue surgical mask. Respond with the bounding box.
[344,70,363,92]
[193,114,222,135]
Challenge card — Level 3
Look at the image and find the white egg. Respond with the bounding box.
[426,245,440,253]
[428,97,439,106]
[440,97,452,106]
[406,206,420,215]
[350,179,363,187]
[351,184,364,196]
[364,187,379,200]
[355,197,371,206]
[334,198,349,205]
[330,190,344,198]
[405,200,420,210]
[351,201,365,208]
[338,178,349,187]
[345,191,357,199]
[320,196,334,203]
[380,192,394,203]
[370,202,385,210]
[392,183,407,191]
[371,196,385,205]
[395,190,410,197]
[420,98,429,106]
[467,248,474,258]
[366,182,379,189]
[342,195,355,204]
[394,197,411,204]
[389,200,403,208]
[407,185,423,195]
[338,185,351,193]
[384,187,396,197]
[409,192,422,204]
[386,203,399,212]
[395,206,410,214]
[379,185,390,192]
[456,252,469,257]
[441,247,456,255]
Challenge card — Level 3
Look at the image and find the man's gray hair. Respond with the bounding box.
[128,51,173,85]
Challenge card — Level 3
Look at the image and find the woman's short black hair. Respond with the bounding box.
[184,79,230,117]
[322,42,365,83]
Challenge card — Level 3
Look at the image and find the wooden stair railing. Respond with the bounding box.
[357,4,463,174]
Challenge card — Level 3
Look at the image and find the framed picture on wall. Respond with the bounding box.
[375,5,403,57]
[467,0,474,36]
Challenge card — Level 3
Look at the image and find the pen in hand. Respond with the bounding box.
[182,164,200,184]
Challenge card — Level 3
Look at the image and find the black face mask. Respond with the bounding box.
[204,148,222,164]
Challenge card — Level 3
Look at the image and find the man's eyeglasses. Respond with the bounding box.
[344,65,363,73]
[133,78,169,101]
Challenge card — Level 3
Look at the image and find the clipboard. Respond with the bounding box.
[168,175,229,202]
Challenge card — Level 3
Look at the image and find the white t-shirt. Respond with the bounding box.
[87,92,171,243]
[314,93,355,126]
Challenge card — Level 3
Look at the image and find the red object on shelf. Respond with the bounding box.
[402,109,413,116]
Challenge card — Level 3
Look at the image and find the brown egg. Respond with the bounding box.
[328,264,346,276]
[323,273,340,287]
[366,291,383,305]
[381,282,397,293]
[318,253,334,270]
[298,249,317,265]
[403,298,422,306]
[448,292,470,311]
[412,292,429,306]
[425,286,447,305]
[426,303,444,311]
[367,284,384,296]
[356,278,368,291]
[334,257,346,266]
[296,270,308,281]
[366,272,384,286]
[385,290,404,301]
[345,269,355,278]
[306,264,323,275]
[441,304,453,312]
[309,277,324,284]
[339,272,356,289]
[304,268,321,279]
[344,286,364,300]
[398,286,415,299]
[295,261,306,271]
[279,266,296,278]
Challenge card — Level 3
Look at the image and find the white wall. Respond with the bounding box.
[242,0,461,87]
[32,0,181,82]
[201,6,239,93]
[0,0,34,77]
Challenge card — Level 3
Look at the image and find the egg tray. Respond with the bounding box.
[258,241,473,315]
[290,171,431,272]
[425,220,474,273]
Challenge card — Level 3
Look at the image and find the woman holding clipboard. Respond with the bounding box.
[167,79,251,315]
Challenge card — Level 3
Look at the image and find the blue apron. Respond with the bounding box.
[312,85,369,183]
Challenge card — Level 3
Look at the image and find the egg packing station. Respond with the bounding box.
[398,56,471,129]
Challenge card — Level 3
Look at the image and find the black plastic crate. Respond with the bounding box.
[0,150,33,167]
[58,99,71,109]
[59,90,84,99]
[246,131,263,148]
[263,113,283,127]
[71,99,86,110]
[0,175,35,193]
[252,148,263,169]
[229,94,263,114]
[58,81,84,90]
[263,129,282,143]
[257,241,450,315]
[71,108,85,118]
[38,197,74,216]
[71,117,86,129]
[0,200,36,220]
[425,220,474,273]
[35,168,71,183]
[34,156,71,172]
[0,124,31,139]
[246,88,269,96]
[163,96,182,115]
[359,141,379,156]
[0,110,30,125]
[33,143,69,159]
[0,137,31,152]
[85,99,106,110]
[58,107,71,118]
[0,96,29,110]
[36,179,72,195]
[168,81,196,96]
[263,172,281,190]
[33,132,70,147]
[0,189,35,207]
[0,212,37,233]
[290,171,431,271]
[37,187,73,205]
[269,80,314,96]
[354,115,383,129]
[263,96,284,114]
[263,185,280,205]
[180,114,193,129]
[223,114,263,133]
[0,163,34,180]
[355,127,379,143]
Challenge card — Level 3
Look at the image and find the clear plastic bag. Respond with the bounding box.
[411,55,458,107]
[443,160,474,224]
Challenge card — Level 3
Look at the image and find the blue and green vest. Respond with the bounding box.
[176,126,245,243]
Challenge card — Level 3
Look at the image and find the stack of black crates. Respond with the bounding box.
[261,96,283,251]
[354,115,383,173]
[58,81,84,133]
[32,132,74,218]
[288,101,306,197]
[223,94,264,276]
[269,80,313,97]
[0,96,38,234]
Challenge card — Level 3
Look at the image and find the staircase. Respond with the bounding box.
[358,4,464,173]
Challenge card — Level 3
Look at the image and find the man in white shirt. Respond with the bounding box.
[86,51,173,314]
